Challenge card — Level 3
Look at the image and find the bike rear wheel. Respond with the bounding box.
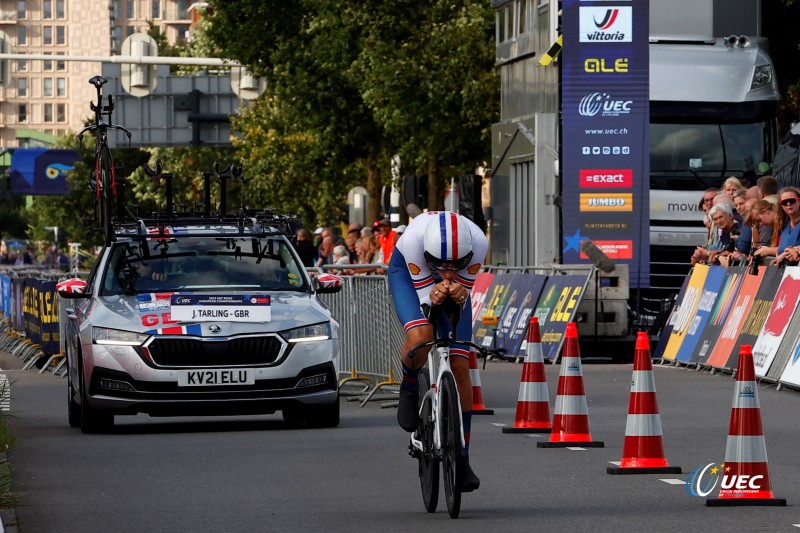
[440,372,462,518]
[97,144,114,243]
[417,370,439,513]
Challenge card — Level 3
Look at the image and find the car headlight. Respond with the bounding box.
[281,323,331,343]
[92,327,149,346]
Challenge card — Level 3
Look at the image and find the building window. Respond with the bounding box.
[43,78,53,97]
[44,103,53,122]
[152,0,160,19]
[175,24,189,42]
[43,53,52,71]
[177,0,187,17]
[113,26,121,46]
[113,0,121,18]
[17,26,26,45]
[17,0,26,19]
[18,104,27,123]
[43,0,52,18]
[17,59,26,71]
[56,103,65,122]
[56,53,65,71]
[126,25,135,36]
[126,0,134,17]
[56,26,65,45]
[17,78,26,97]
[44,26,52,45]
[56,77,65,96]
[56,0,65,18]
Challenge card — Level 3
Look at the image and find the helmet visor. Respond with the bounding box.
[424,251,474,272]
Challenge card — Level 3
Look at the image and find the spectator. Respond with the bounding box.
[331,245,351,273]
[773,187,800,265]
[748,200,781,263]
[692,203,740,265]
[731,197,759,261]
[757,175,778,200]
[723,176,743,197]
[700,188,718,231]
[313,227,324,248]
[374,218,397,264]
[315,227,336,267]
[57,249,70,272]
[746,185,761,200]
[43,245,56,268]
[733,189,748,224]
[293,229,317,267]
[346,223,362,263]
[23,246,34,265]
[394,224,407,245]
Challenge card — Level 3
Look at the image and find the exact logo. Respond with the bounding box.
[579,93,633,117]
[686,463,765,497]
[579,7,632,42]
[584,58,629,74]
[580,169,633,188]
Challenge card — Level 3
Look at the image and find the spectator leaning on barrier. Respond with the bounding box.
[773,187,800,266]
[387,211,488,492]
[700,188,718,231]
[692,202,740,265]
[315,227,336,267]
[293,228,317,268]
[375,218,397,264]
[731,197,759,261]
[749,199,781,263]
[346,223,362,263]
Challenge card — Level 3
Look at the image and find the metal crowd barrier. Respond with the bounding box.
[318,266,405,406]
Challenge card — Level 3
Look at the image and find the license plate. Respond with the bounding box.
[177,368,255,387]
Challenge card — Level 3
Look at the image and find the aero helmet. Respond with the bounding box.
[423,212,474,271]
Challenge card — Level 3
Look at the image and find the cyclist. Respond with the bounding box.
[388,211,488,492]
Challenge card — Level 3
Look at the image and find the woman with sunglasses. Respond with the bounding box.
[773,187,800,266]
[388,211,488,492]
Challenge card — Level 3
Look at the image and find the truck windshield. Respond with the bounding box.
[650,122,771,190]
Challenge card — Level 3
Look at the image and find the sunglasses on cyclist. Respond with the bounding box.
[781,197,799,207]
[424,251,474,272]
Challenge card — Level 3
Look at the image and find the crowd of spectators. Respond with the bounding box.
[0,243,70,271]
[691,175,800,269]
[294,218,407,275]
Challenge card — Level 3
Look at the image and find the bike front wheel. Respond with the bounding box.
[417,369,439,513]
[440,372,462,518]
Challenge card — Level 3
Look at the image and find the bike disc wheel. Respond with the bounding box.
[440,372,462,518]
[417,370,439,513]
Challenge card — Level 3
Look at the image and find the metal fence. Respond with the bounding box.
[318,272,405,405]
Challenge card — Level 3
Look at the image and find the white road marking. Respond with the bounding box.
[566,447,587,451]
[660,479,686,485]
[608,461,621,466]
[491,423,507,427]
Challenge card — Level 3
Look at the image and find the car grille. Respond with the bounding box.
[144,335,289,368]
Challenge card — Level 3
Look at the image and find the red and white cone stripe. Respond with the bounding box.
[503,318,551,433]
[609,332,680,474]
[538,322,603,448]
[707,344,785,506]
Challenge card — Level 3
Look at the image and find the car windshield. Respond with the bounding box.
[100,235,309,295]
[650,122,771,189]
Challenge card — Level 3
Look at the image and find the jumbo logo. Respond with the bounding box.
[584,58,629,74]
[580,193,633,212]
[580,169,633,188]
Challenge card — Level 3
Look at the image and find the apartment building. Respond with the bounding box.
[0,0,200,148]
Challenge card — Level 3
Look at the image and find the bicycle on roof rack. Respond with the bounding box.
[77,75,132,244]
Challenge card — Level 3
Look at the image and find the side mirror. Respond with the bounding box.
[315,273,343,294]
[56,278,92,299]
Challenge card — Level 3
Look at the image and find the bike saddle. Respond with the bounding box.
[89,76,108,88]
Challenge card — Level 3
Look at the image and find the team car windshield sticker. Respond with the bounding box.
[136,293,173,312]
[169,294,271,322]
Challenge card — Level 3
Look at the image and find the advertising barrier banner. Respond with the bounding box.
[661,264,709,361]
[497,274,547,357]
[753,266,800,377]
[653,274,689,359]
[535,274,588,361]
[0,274,10,317]
[674,264,727,363]
[22,278,60,355]
[693,264,748,366]
[469,272,494,336]
[778,323,800,388]
[475,273,514,350]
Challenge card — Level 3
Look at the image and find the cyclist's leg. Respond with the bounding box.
[388,251,433,431]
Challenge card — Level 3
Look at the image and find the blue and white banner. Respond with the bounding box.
[9,149,78,195]
[561,0,649,287]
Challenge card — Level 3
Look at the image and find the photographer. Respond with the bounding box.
[691,203,740,265]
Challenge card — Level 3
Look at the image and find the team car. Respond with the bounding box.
[59,222,342,433]
[57,158,343,433]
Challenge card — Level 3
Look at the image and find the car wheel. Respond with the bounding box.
[67,368,81,428]
[78,357,114,434]
[305,395,340,428]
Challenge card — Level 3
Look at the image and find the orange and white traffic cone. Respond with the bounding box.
[608,332,681,474]
[469,350,494,415]
[538,322,603,448]
[503,317,551,434]
[706,345,786,506]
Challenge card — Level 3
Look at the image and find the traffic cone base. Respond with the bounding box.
[538,440,604,448]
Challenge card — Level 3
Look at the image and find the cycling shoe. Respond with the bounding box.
[397,387,419,432]
[457,456,480,492]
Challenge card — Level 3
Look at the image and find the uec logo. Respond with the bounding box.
[686,463,764,497]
